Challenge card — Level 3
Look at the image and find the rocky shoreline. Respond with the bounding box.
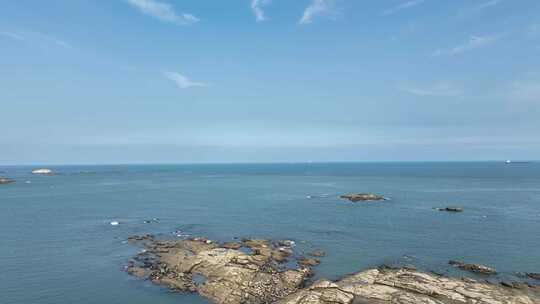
[126,235,540,304]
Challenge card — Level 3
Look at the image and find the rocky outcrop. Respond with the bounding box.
[31,168,53,175]
[127,237,315,304]
[276,268,539,304]
[0,178,15,184]
[127,237,539,304]
[527,273,540,280]
[340,193,385,202]
[449,260,497,275]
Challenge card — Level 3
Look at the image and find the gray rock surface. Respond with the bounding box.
[277,268,539,304]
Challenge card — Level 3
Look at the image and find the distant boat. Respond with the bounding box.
[505,160,512,164]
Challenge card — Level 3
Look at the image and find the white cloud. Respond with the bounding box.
[433,34,500,56]
[126,0,199,25]
[163,71,206,89]
[0,31,25,41]
[381,0,425,16]
[511,81,540,101]
[400,82,462,97]
[251,0,271,22]
[299,0,334,25]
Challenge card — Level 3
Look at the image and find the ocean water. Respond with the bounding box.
[1,162,539,304]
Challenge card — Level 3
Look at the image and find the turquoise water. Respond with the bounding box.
[1,162,539,304]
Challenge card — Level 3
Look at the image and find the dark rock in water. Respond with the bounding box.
[437,206,464,212]
[307,250,326,257]
[297,257,320,267]
[0,178,15,184]
[340,193,385,202]
[527,272,540,280]
[127,234,155,243]
[449,260,497,275]
[379,264,417,271]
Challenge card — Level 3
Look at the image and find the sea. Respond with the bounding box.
[1,162,539,304]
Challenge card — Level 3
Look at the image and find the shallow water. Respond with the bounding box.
[1,162,539,303]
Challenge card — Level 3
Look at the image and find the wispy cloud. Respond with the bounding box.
[511,81,540,101]
[126,0,199,25]
[0,31,25,41]
[433,34,500,56]
[400,82,462,97]
[0,30,72,49]
[163,71,206,89]
[475,0,502,10]
[299,0,334,25]
[251,0,271,22]
[381,0,425,16]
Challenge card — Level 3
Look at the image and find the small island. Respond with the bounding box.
[31,168,54,175]
[0,178,16,184]
[340,193,386,202]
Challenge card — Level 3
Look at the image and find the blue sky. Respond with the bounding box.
[1,0,540,164]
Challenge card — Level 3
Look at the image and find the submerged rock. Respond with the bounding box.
[31,168,53,175]
[340,193,385,202]
[307,250,326,257]
[449,260,497,275]
[0,178,15,184]
[276,268,539,304]
[297,257,320,267]
[127,237,315,304]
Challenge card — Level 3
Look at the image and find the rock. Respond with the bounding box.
[438,206,464,212]
[0,178,15,184]
[126,266,147,278]
[221,242,242,250]
[298,257,320,267]
[275,268,538,304]
[31,168,53,175]
[527,272,540,280]
[307,250,326,257]
[128,237,312,304]
[449,260,497,275]
[340,193,385,202]
[127,234,154,243]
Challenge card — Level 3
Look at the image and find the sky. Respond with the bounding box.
[1,0,540,164]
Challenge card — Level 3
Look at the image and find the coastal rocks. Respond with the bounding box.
[276,268,539,304]
[0,178,15,184]
[449,260,497,275]
[527,273,540,280]
[31,168,53,175]
[340,193,385,202]
[437,206,464,212]
[127,237,314,304]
